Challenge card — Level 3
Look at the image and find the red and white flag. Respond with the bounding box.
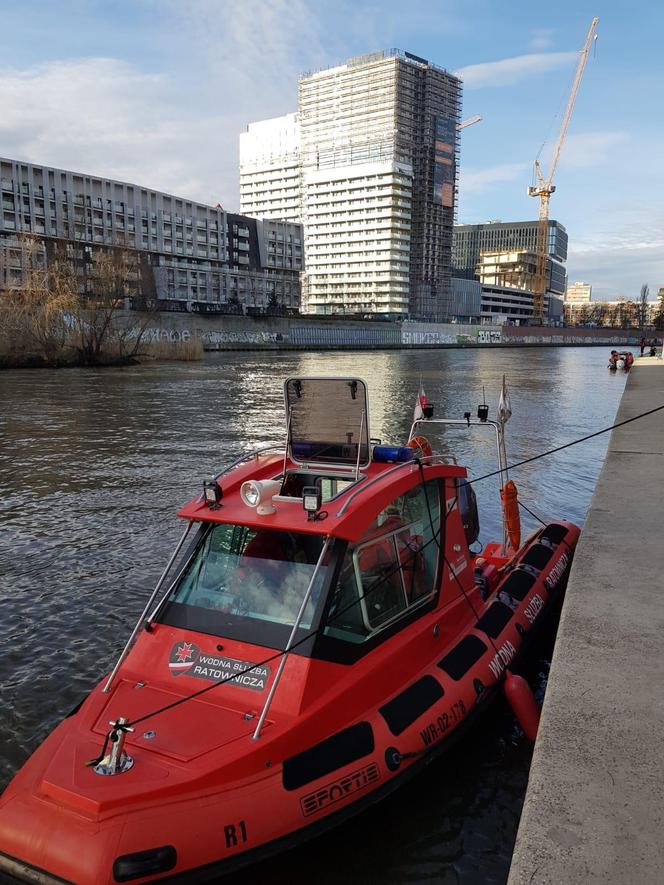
[413,381,428,422]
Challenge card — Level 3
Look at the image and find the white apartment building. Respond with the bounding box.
[240,50,462,320]
[565,280,592,302]
[239,114,301,222]
[304,160,413,314]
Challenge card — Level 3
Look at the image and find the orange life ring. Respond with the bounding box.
[407,435,433,458]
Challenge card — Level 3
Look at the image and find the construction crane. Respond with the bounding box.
[528,16,599,324]
[457,115,482,131]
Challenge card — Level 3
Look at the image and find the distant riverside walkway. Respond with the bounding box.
[508,356,664,884]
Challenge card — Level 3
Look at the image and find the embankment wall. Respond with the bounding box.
[121,312,642,351]
[508,357,664,884]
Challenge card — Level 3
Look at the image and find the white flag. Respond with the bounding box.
[498,374,512,424]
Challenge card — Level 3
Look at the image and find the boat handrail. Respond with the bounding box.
[252,535,332,740]
[212,445,285,483]
[335,453,455,517]
[102,521,194,693]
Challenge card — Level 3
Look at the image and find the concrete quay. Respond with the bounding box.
[508,357,664,884]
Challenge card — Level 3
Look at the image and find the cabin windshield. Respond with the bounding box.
[157,524,329,647]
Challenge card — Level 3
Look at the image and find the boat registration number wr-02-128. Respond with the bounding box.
[420,700,467,748]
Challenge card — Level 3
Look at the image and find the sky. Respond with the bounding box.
[1,0,662,299]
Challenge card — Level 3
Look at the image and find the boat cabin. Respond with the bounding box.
[159,378,476,665]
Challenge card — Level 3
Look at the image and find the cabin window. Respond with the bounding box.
[323,480,441,644]
[279,471,356,502]
[457,479,480,546]
[157,524,328,645]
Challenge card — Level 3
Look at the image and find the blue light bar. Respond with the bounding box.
[372,446,415,464]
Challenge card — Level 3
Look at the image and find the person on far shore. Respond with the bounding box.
[640,336,646,355]
[649,338,658,357]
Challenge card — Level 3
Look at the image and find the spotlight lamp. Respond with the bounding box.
[302,486,322,519]
[203,479,223,509]
[240,479,281,515]
[477,404,489,422]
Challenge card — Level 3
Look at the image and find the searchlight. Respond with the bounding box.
[240,480,281,515]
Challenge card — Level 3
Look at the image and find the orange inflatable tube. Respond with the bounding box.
[500,480,521,551]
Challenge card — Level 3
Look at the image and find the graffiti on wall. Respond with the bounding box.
[476,330,503,344]
[401,329,459,346]
[203,329,284,344]
[143,328,192,343]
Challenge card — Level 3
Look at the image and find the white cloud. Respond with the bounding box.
[530,28,555,51]
[459,162,529,195]
[568,243,664,299]
[0,0,331,209]
[455,51,577,88]
[567,219,664,298]
[556,130,629,170]
[160,0,326,114]
[0,58,237,205]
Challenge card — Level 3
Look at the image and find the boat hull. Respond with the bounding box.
[0,521,578,884]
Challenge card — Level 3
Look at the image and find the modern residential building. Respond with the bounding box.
[565,280,592,302]
[239,114,301,223]
[240,49,462,321]
[453,220,568,298]
[0,157,303,313]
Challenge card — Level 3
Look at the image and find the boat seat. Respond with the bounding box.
[499,569,536,602]
[540,524,568,545]
[520,543,554,571]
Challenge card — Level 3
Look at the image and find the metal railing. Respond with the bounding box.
[252,536,332,740]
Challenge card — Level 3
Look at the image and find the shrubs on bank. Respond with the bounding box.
[0,319,205,368]
[138,338,204,362]
[0,239,202,368]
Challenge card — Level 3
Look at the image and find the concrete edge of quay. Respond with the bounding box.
[507,356,664,884]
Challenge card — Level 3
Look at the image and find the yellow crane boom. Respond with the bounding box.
[528,16,599,324]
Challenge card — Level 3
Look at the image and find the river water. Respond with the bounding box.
[0,346,626,883]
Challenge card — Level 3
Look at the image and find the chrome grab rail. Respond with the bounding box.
[411,417,509,550]
[354,409,366,482]
[212,445,285,483]
[102,521,193,693]
[335,453,454,518]
[252,536,332,740]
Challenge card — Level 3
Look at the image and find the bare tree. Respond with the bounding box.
[0,236,77,365]
[638,283,650,331]
[71,245,155,364]
[586,302,609,326]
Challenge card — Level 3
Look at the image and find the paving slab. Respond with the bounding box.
[508,358,664,885]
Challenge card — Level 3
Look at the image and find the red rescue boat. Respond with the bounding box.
[0,377,579,884]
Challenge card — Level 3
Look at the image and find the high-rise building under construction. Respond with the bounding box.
[240,50,462,320]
